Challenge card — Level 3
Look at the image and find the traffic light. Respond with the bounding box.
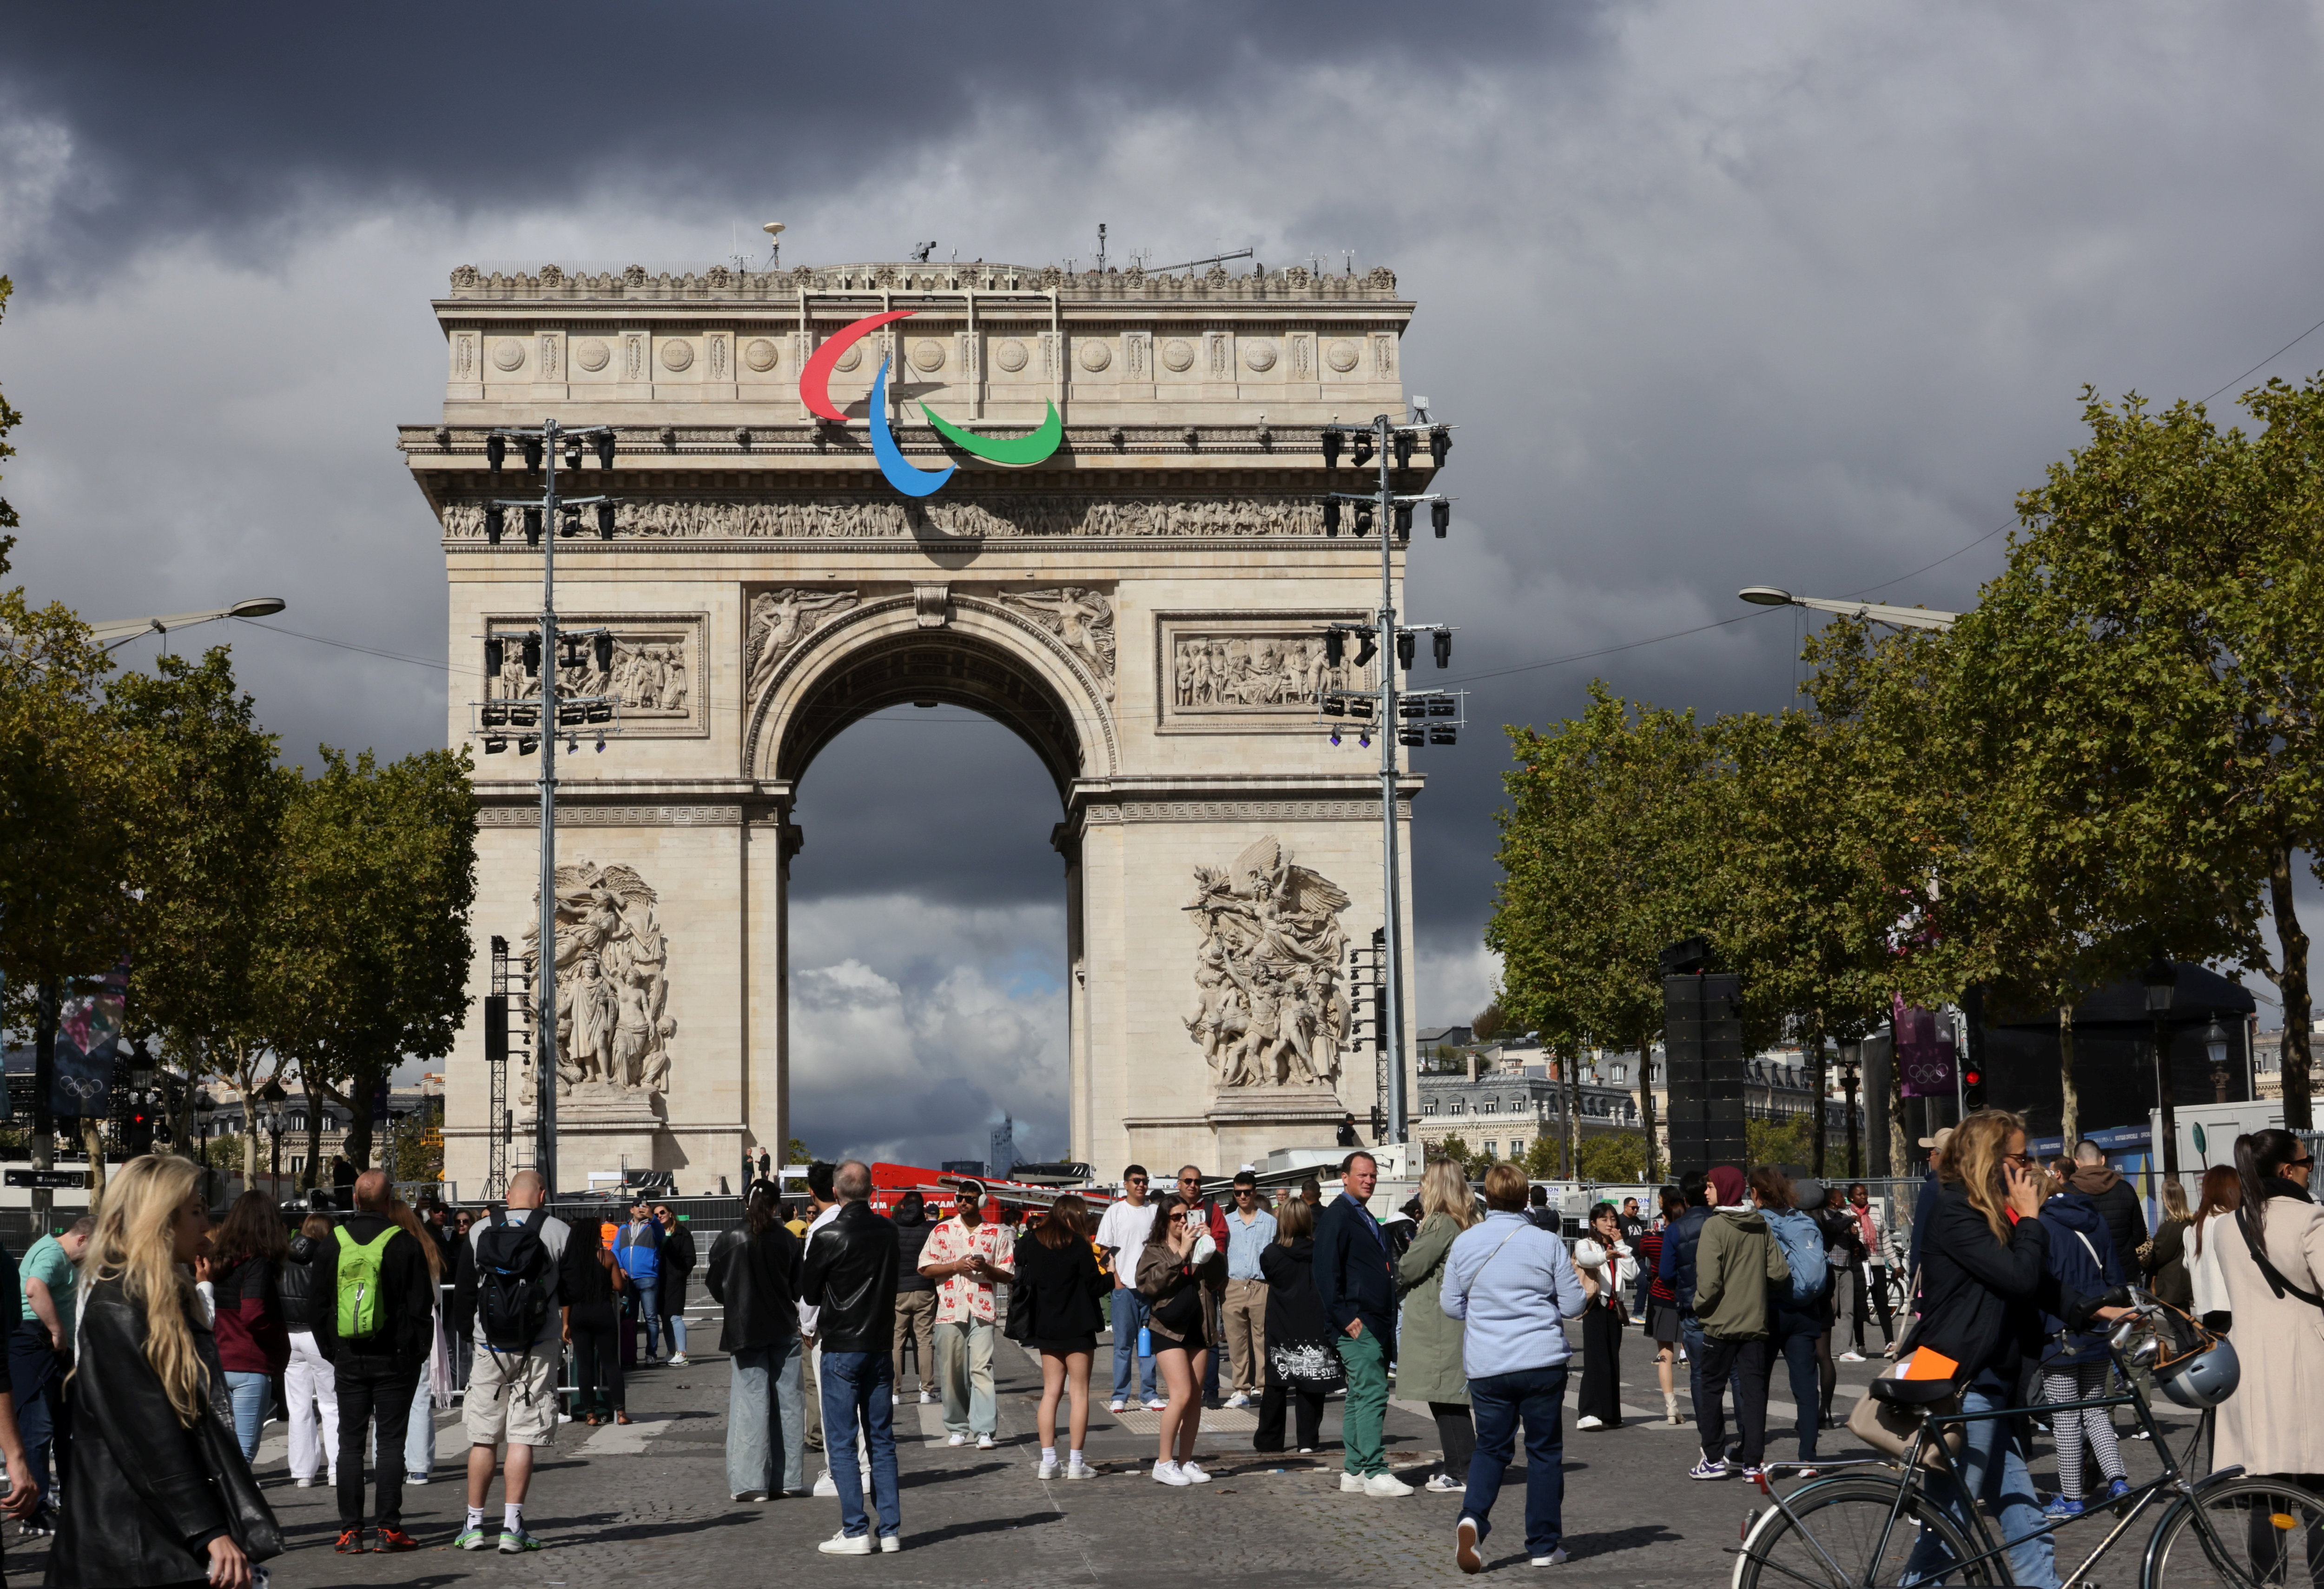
[124,1106,153,1155]
[1962,1063,1986,1111]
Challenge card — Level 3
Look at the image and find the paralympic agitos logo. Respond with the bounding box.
[800,311,1063,498]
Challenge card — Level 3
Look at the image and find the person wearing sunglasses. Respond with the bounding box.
[2213,1129,2324,1507]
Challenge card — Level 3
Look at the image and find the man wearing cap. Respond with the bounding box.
[919,1180,1013,1450]
[1908,1127,1952,1279]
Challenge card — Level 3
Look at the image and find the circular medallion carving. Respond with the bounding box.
[994,339,1028,373]
[491,338,526,372]
[1242,339,1278,372]
[743,338,779,372]
[660,338,695,372]
[835,344,863,373]
[574,338,610,373]
[1077,339,1112,372]
[1162,338,1195,372]
[911,338,946,372]
[1326,338,1360,373]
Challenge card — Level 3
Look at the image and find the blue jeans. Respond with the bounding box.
[1772,1321,1821,1461]
[1109,1288,1155,1402]
[1901,1384,2059,1589]
[8,1326,65,1512]
[1461,1363,1571,1562]
[225,1370,271,1462]
[727,1337,806,1497]
[819,1350,899,1541]
[404,1370,435,1478]
[629,1278,661,1357]
[660,1311,687,1356]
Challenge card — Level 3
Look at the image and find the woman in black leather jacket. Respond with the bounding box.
[52,1153,281,1589]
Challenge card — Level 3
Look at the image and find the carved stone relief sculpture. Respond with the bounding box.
[442,497,1330,542]
[525,858,674,1101]
[746,587,860,702]
[1173,634,1352,711]
[1184,837,1350,1089]
[487,619,701,731]
[997,587,1116,699]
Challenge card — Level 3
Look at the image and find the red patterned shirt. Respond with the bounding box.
[924,1217,1014,1325]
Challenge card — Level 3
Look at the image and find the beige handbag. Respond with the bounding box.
[1844,1364,1966,1472]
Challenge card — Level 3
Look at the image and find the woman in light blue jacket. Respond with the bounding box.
[1440,1164,1590,1573]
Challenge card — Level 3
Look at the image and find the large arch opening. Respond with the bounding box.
[755,601,1106,1172]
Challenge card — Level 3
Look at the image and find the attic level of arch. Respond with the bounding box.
[444,259,1406,305]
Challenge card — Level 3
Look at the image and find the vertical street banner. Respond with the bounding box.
[1893,997,1956,1099]
[54,960,128,1120]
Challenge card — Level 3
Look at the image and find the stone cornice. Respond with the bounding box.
[441,260,1407,308]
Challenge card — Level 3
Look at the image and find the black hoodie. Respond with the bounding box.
[892,1195,936,1294]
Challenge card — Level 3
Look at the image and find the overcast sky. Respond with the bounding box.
[5,3,2320,1168]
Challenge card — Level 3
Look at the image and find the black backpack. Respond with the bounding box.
[475,1210,552,1354]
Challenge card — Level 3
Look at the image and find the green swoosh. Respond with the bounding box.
[918,400,1063,466]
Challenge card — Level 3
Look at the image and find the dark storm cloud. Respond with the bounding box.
[0,2,1604,283]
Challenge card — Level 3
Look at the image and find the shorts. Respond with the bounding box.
[463,1344,559,1447]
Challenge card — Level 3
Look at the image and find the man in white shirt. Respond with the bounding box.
[1094,1164,1165,1413]
[1219,1171,1277,1407]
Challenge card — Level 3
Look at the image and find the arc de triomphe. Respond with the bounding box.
[409,258,1430,1194]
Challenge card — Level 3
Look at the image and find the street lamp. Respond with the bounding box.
[2205,1017,2232,1104]
[1736,586,1960,632]
[85,596,288,652]
[261,1080,287,1201]
[2141,952,2180,1176]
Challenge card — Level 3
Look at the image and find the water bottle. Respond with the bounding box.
[1138,1325,1151,1357]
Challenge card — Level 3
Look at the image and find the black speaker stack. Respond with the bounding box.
[1662,937,1746,1176]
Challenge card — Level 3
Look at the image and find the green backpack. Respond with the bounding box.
[335,1225,398,1339]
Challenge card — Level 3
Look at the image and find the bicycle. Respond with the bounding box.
[1732,1295,2324,1588]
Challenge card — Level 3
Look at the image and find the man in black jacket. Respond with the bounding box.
[798,1159,901,1555]
[315,1170,435,1553]
[1314,1151,1403,1496]
[2069,1141,2149,1272]
[890,1191,939,1404]
[708,1184,806,1500]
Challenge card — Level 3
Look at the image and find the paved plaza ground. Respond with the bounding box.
[1,1299,2200,1588]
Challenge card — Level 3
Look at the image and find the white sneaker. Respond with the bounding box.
[1457,1516,1485,1575]
[1153,1459,1191,1487]
[920,1390,939,1404]
[1037,1458,1060,1479]
[1226,1392,1251,1409]
[1109,1398,1128,1413]
[1179,1460,1211,1484]
[1145,1397,1169,1411]
[1838,1351,1867,1364]
[295,1477,316,1489]
[1340,1471,1369,1493]
[405,1472,429,1485]
[813,1472,839,1497]
[818,1531,873,1556]
[976,1433,996,1451]
[1425,1472,1464,1492]
[1066,1459,1098,1479]
[670,1353,690,1367]
[1576,1415,1604,1431]
[878,1535,900,1553]
[1532,1548,1570,1566]
[1366,1472,1415,1497]
[946,1432,969,1447]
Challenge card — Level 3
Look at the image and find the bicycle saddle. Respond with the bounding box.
[1869,1377,1957,1406]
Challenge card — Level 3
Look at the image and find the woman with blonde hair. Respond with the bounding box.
[1398,1159,1479,1490]
[2140,1177,2195,1311]
[389,1197,454,1488]
[1899,1110,2132,1589]
[51,1153,281,1589]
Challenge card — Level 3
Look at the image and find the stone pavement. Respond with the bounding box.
[0,1304,2198,1588]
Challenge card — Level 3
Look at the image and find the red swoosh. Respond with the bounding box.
[799,310,917,422]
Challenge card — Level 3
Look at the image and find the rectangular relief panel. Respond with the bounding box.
[484,611,709,737]
[1153,609,1377,736]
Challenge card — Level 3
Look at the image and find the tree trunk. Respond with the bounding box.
[302,1074,324,1192]
[1638,1027,1660,1183]
[1568,1058,1585,1179]
[2059,1005,2079,1147]
[1842,1050,1861,1178]
[2272,841,2314,1132]
[1808,1014,1828,1178]
[80,1119,106,1200]
[340,1064,377,1170]
[1888,1044,1911,1179]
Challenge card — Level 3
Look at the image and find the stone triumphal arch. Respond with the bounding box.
[412,258,1431,1194]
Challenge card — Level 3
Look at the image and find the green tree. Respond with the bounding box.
[1489,683,1722,1182]
[1747,1116,1815,1169]
[1429,1133,1492,1180]
[1575,1130,1651,1183]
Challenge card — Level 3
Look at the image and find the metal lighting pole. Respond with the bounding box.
[1369,414,1408,1148]
[536,421,562,1201]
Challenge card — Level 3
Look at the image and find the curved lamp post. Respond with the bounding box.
[85,596,287,651]
[1737,586,1960,632]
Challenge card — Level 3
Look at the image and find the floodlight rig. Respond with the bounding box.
[1307,403,1462,1149]
[474,417,623,1199]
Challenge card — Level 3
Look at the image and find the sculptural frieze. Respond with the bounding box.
[525,858,674,1100]
[487,622,697,726]
[747,587,860,701]
[440,496,1329,541]
[1184,837,1351,1090]
[1173,634,1356,712]
[997,588,1116,699]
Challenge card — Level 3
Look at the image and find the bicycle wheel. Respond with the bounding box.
[1736,1478,1998,1589]
[2144,1476,2324,1589]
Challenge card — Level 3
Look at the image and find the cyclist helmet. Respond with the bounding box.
[2156,1335,2240,1409]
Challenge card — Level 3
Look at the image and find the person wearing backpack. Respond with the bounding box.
[1755,1170,1832,1474]
[311,1169,434,1554]
[449,1168,578,1554]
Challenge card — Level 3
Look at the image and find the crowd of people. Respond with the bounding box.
[0,1112,2313,1582]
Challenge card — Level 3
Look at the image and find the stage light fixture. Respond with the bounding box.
[485,505,506,544]
[486,435,507,473]
[1433,629,1451,668]
[1321,430,1342,469]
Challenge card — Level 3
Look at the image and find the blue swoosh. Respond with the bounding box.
[868,358,954,498]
